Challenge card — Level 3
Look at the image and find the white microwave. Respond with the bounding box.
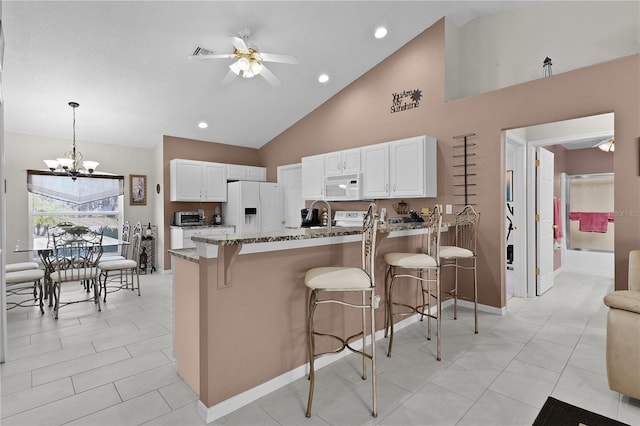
[324,173,362,201]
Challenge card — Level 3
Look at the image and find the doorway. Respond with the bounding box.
[504,113,615,300]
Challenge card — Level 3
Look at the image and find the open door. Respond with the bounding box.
[277,164,304,228]
[536,147,555,295]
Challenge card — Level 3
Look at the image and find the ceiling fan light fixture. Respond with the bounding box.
[229,61,241,75]
[193,30,296,86]
[249,60,263,76]
[238,57,250,72]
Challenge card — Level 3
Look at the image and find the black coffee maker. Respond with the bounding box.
[301,208,321,227]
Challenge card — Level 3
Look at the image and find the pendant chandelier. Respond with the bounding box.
[44,102,99,181]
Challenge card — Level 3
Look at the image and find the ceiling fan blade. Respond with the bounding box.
[259,64,281,86]
[231,36,248,51]
[221,70,237,87]
[259,52,298,64]
[189,53,233,60]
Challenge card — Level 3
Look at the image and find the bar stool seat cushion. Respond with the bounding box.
[98,259,136,272]
[305,267,371,290]
[384,252,437,268]
[6,269,45,284]
[6,262,40,273]
[439,246,474,259]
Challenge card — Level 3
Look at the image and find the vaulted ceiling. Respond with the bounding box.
[2,1,540,149]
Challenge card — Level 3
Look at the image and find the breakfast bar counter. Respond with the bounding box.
[169,222,436,423]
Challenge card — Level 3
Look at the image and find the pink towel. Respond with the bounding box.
[553,197,563,239]
[578,212,609,233]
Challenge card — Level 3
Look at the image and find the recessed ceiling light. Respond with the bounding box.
[198,122,208,129]
[374,27,387,39]
[318,74,329,83]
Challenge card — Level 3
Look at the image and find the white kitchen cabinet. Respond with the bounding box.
[361,143,390,198]
[362,135,437,199]
[170,226,234,249]
[390,135,436,198]
[324,148,361,176]
[226,164,267,182]
[301,154,325,200]
[170,159,227,202]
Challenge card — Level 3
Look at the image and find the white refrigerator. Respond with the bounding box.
[222,181,283,233]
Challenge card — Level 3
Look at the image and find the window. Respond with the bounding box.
[27,171,125,254]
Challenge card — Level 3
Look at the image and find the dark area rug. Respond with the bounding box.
[533,396,629,426]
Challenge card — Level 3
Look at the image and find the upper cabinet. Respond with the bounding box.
[226,164,267,182]
[170,159,227,202]
[390,135,437,198]
[362,135,437,199]
[301,154,325,200]
[361,143,390,198]
[324,148,361,176]
[302,135,437,201]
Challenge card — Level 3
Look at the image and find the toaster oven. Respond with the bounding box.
[174,211,202,226]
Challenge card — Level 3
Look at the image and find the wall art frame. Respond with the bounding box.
[130,174,147,206]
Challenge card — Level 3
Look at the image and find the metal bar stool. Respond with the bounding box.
[439,205,480,333]
[304,203,379,418]
[384,205,443,360]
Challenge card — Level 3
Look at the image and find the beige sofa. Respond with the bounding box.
[604,250,640,400]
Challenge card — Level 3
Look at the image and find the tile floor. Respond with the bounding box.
[2,271,639,425]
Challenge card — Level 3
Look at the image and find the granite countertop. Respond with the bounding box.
[168,247,199,262]
[190,221,437,246]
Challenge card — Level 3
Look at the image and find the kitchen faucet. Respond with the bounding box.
[307,199,332,232]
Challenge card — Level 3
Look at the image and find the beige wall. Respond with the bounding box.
[161,135,261,269]
[258,19,640,307]
[566,147,615,175]
[5,132,157,265]
[452,1,640,99]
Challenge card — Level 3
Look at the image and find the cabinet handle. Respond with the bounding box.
[393,184,396,191]
[385,184,388,192]
[343,161,346,170]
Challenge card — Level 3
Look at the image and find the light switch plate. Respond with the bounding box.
[445,204,453,214]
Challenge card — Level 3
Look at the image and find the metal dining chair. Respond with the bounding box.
[6,262,41,301]
[304,203,379,418]
[100,220,130,262]
[98,231,142,302]
[6,268,45,313]
[439,205,480,333]
[383,205,443,360]
[50,228,104,319]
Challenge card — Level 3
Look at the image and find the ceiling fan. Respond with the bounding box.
[189,29,298,86]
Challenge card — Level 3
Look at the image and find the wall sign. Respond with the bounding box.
[390,89,422,113]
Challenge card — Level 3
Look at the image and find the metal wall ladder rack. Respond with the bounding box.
[452,132,477,206]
